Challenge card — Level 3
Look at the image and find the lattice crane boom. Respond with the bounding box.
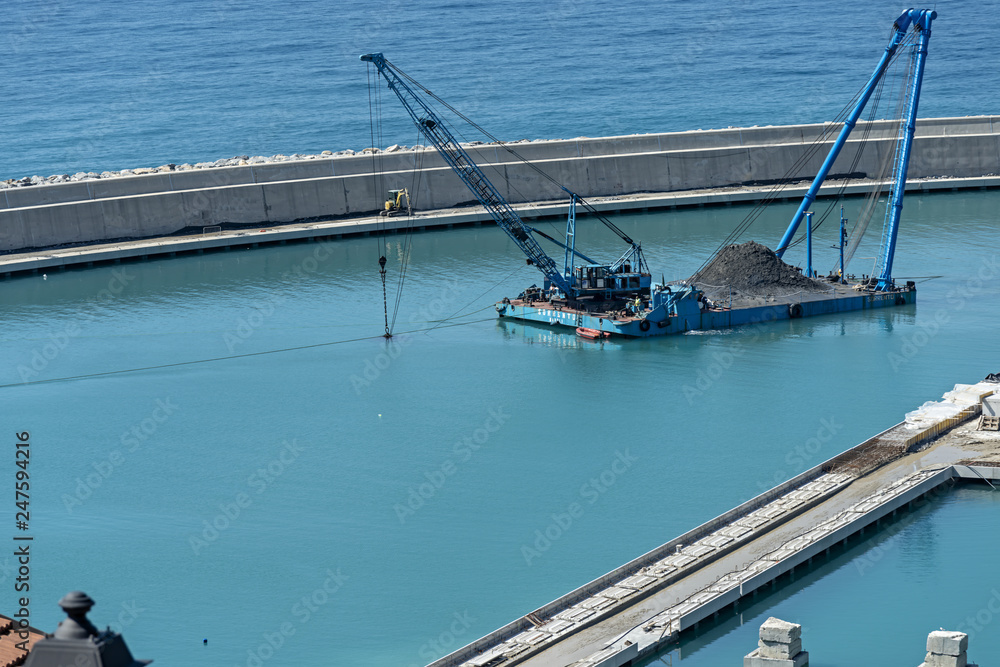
[361,53,572,295]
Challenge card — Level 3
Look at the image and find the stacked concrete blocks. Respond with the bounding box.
[744,617,808,667]
[920,630,972,667]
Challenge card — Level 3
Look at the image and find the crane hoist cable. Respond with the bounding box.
[839,49,914,269]
[785,31,918,277]
[394,54,856,274]
[691,30,918,274]
[366,64,387,247]
[689,118,855,274]
[386,60,640,249]
[788,31,916,260]
[690,73,885,270]
[784,52,896,252]
[869,56,919,281]
[367,63,393,338]
[838,53,913,272]
[387,126,425,334]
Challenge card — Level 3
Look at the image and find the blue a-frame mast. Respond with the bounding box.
[775,8,936,294]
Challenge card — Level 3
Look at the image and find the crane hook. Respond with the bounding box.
[379,255,392,338]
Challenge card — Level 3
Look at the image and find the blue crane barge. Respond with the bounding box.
[361,8,933,338]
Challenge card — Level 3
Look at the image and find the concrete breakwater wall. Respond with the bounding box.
[1,116,997,253]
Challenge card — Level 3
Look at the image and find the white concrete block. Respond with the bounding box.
[758,637,802,659]
[927,630,969,656]
[923,651,967,667]
[743,648,809,667]
[759,617,802,643]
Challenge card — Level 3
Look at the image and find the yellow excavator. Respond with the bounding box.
[380,188,411,217]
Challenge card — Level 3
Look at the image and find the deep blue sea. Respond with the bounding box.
[3,2,1000,666]
[2,0,999,181]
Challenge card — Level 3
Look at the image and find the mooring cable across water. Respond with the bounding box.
[0,317,497,389]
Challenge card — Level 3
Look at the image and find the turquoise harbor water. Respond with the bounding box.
[3,190,1000,665]
[3,1,1000,665]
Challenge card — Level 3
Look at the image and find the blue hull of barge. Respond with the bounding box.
[497,287,915,338]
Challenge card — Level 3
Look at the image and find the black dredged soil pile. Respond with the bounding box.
[689,241,827,299]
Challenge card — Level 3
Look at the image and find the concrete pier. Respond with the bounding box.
[432,382,1000,667]
[1,116,998,260]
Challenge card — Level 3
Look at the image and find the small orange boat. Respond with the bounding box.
[575,327,609,340]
